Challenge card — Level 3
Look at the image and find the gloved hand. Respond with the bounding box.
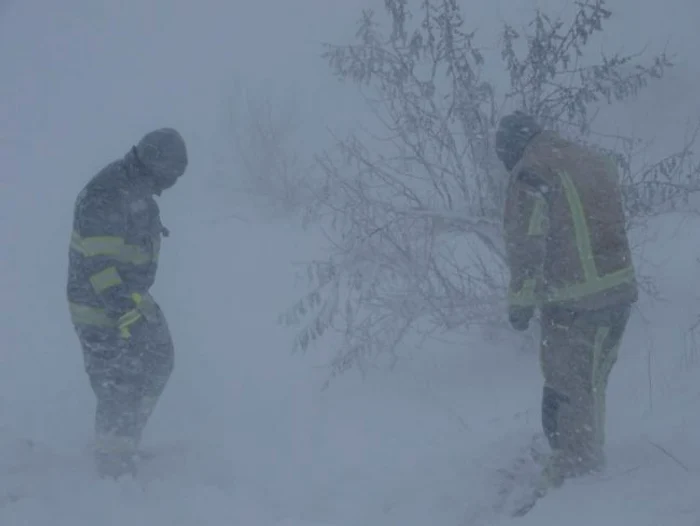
[117,292,157,339]
[509,306,534,331]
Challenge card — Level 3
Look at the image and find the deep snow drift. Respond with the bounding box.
[1,212,699,526]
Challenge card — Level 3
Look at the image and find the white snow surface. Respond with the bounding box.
[1,212,699,526]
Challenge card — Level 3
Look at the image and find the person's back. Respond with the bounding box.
[507,130,638,310]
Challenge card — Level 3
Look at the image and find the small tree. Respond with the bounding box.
[217,82,314,220]
[283,0,700,382]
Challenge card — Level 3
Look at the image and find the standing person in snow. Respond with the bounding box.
[496,112,638,488]
[66,128,188,478]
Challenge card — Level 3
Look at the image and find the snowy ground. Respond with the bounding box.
[2,207,700,526]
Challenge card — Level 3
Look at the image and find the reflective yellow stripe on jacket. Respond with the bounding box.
[508,171,635,307]
[527,195,548,236]
[69,293,157,330]
[71,230,155,297]
[70,231,152,265]
[69,303,116,327]
[70,230,158,329]
[549,171,635,303]
[508,194,547,307]
[89,266,123,293]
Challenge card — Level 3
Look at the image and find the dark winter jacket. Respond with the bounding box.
[503,131,639,311]
[67,151,167,330]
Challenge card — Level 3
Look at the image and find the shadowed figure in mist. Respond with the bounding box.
[496,111,638,491]
[66,128,187,478]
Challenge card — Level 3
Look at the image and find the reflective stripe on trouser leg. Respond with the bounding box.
[540,309,602,478]
[592,326,610,456]
[540,305,630,485]
[589,325,612,466]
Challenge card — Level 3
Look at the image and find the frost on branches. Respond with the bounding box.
[281,0,700,382]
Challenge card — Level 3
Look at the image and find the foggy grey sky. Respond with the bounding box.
[1,0,699,319]
[1,0,698,194]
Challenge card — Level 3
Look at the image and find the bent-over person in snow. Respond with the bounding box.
[496,112,638,489]
[66,128,188,478]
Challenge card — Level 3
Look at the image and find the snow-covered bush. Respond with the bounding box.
[282,0,700,381]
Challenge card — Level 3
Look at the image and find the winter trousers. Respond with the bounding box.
[539,302,631,480]
[74,304,174,474]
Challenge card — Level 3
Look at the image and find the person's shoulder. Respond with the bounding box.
[77,159,129,212]
[86,158,128,193]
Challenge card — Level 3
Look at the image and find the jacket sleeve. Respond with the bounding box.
[503,170,549,308]
[73,190,138,319]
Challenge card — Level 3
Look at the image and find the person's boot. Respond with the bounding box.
[93,434,138,479]
[535,450,566,496]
